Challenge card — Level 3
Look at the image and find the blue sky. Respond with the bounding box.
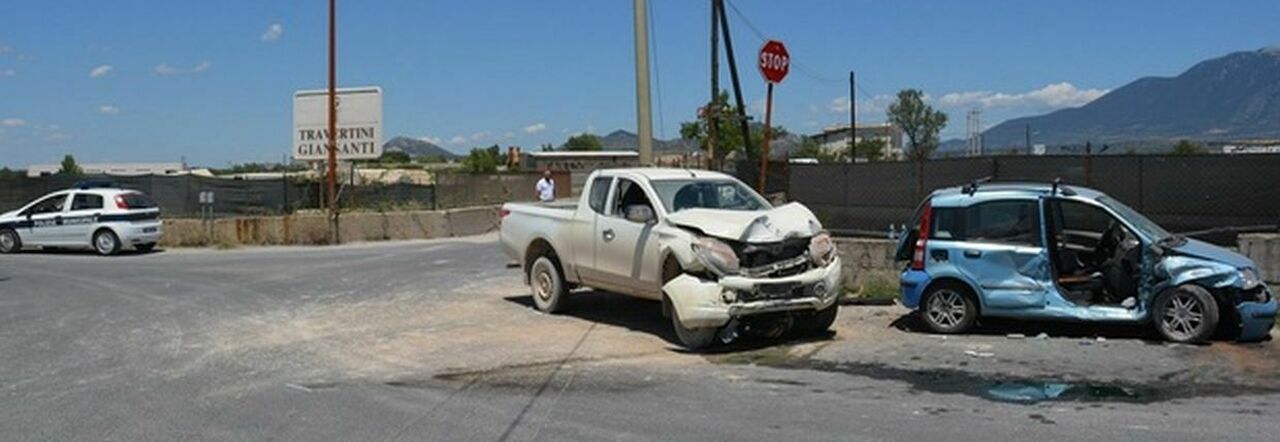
[1,0,1278,168]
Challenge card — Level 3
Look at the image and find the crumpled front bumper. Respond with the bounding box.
[663,257,843,329]
[1237,286,1277,341]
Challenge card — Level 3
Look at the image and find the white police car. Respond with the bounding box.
[0,185,163,256]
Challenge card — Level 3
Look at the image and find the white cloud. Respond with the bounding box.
[45,132,70,142]
[261,23,284,42]
[89,64,113,78]
[154,63,179,75]
[0,44,11,55]
[503,132,514,139]
[470,131,489,141]
[154,61,210,76]
[937,82,1108,110]
[98,105,120,115]
[448,135,467,145]
[419,136,443,145]
[0,68,14,77]
[1,118,25,127]
[523,122,547,134]
[826,94,897,118]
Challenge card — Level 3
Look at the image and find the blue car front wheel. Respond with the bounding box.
[1153,285,1220,344]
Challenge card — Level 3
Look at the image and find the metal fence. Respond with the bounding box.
[789,154,1280,243]
[0,171,554,217]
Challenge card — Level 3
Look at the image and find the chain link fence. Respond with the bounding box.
[789,154,1280,244]
[0,171,555,218]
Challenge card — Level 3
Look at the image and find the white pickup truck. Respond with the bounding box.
[499,168,842,349]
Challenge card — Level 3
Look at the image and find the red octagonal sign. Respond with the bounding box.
[758,40,789,84]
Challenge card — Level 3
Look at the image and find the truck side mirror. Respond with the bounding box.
[624,205,655,224]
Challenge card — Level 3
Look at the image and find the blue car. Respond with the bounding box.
[896,182,1276,343]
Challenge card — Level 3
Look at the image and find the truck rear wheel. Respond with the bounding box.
[529,256,567,313]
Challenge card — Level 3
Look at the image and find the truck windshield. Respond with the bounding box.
[651,179,770,213]
[1096,196,1171,241]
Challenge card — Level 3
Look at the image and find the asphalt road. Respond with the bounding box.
[2,234,1278,441]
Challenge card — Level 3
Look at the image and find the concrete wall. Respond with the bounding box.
[1240,234,1280,284]
[834,237,900,297]
[159,206,498,248]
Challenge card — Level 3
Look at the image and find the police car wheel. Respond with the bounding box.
[93,230,121,256]
[0,229,20,254]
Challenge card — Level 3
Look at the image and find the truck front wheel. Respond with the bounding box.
[670,301,718,350]
[529,256,568,313]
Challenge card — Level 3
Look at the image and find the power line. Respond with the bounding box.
[723,0,882,97]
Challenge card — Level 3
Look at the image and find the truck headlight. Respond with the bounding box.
[692,237,740,276]
[1240,268,1261,290]
[809,232,835,266]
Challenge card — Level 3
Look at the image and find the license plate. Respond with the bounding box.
[758,282,801,297]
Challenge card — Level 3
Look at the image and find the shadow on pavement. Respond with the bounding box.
[504,290,838,352]
[504,290,680,346]
[15,247,165,257]
[889,311,1161,342]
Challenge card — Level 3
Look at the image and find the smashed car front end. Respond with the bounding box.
[1157,254,1277,341]
[660,204,844,330]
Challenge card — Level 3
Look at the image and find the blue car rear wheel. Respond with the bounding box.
[921,283,978,334]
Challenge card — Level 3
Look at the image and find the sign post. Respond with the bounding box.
[756,39,789,193]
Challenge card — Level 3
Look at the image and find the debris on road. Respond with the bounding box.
[1006,333,1025,339]
[964,350,995,358]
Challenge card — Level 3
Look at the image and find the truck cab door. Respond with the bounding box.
[594,178,662,299]
[572,175,613,285]
[948,199,1051,310]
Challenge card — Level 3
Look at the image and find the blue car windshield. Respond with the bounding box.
[1096,196,1171,241]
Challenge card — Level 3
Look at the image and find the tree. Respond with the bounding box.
[792,137,842,162]
[376,150,412,164]
[563,133,603,151]
[680,91,788,162]
[853,138,886,161]
[540,143,555,152]
[1171,139,1205,155]
[886,89,947,161]
[0,167,22,179]
[462,144,501,173]
[58,154,83,175]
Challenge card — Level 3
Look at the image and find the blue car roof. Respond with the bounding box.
[929,182,1107,207]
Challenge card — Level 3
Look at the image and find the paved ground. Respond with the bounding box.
[2,234,1278,441]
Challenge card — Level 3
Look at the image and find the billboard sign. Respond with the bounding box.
[292,86,383,161]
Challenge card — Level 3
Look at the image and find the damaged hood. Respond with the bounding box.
[665,202,823,242]
[1168,238,1254,269]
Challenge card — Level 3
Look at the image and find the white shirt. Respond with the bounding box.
[536,177,555,202]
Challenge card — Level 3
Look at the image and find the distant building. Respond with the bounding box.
[1214,139,1280,154]
[26,162,187,178]
[522,150,641,195]
[808,123,905,160]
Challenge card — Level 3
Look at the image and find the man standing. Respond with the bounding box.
[535,170,556,202]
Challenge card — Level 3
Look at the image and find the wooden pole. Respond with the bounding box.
[327,0,339,244]
[759,82,773,193]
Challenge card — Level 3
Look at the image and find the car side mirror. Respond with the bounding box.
[624,205,655,224]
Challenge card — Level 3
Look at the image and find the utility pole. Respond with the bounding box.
[708,0,719,170]
[1025,123,1031,156]
[326,0,339,244]
[715,0,752,161]
[633,0,654,166]
[849,70,856,161]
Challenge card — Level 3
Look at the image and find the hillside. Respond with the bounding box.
[978,47,1280,149]
[383,136,460,159]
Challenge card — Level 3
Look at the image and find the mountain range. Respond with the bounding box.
[382,136,460,159]
[966,46,1280,151]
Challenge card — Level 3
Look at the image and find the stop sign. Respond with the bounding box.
[757,40,789,84]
